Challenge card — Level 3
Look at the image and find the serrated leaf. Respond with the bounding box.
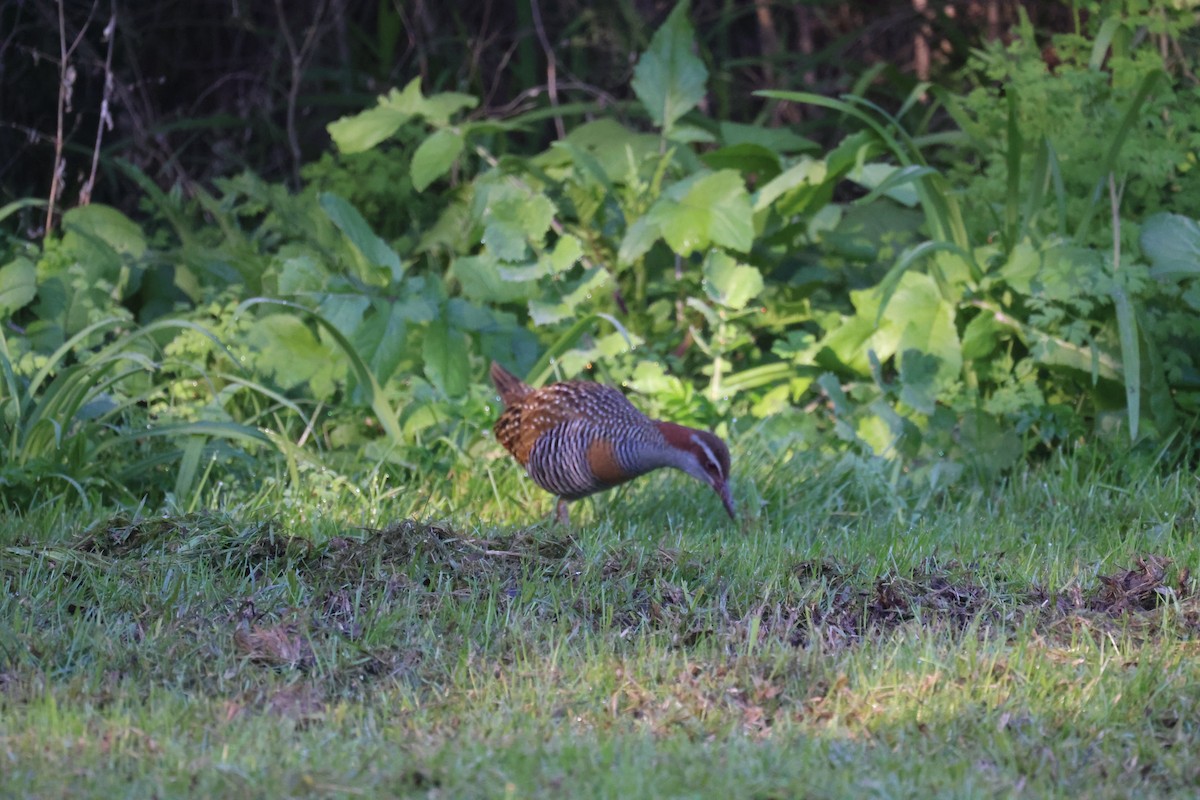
[631,1,707,132]
[548,234,583,273]
[703,251,763,310]
[319,193,405,282]
[411,129,464,191]
[0,257,37,316]
[423,318,469,397]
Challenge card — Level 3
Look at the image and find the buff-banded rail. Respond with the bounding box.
[490,362,735,524]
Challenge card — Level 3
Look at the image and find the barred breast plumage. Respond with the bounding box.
[490,362,736,524]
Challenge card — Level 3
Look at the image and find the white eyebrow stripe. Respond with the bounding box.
[690,434,722,477]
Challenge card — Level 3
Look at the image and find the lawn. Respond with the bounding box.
[3,445,1200,798]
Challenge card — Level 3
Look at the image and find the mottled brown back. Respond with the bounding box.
[489,362,668,499]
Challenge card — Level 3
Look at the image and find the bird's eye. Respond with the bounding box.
[704,459,722,476]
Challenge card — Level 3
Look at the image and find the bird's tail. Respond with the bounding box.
[490,361,532,404]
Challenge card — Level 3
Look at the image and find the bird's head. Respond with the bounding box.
[658,422,736,520]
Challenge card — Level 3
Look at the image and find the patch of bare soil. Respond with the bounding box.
[1036,554,1200,641]
[75,515,191,555]
[233,620,314,668]
[1090,555,1185,614]
[222,681,326,725]
[743,558,1000,651]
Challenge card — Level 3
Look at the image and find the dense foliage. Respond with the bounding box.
[3,1,1200,511]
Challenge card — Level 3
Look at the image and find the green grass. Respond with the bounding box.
[3,444,1200,798]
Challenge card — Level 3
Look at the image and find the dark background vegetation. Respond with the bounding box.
[4,0,1078,219]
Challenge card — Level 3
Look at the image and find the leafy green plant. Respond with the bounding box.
[311,0,1200,495]
[0,316,273,509]
[6,0,1200,515]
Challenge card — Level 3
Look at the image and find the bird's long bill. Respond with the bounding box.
[716,481,736,520]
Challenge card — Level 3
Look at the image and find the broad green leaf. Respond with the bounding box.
[961,312,1004,361]
[666,124,716,144]
[327,104,410,153]
[645,170,753,256]
[320,193,405,282]
[411,129,464,192]
[452,255,534,303]
[700,144,782,181]
[498,261,548,282]
[719,121,818,153]
[847,163,928,207]
[703,252,763,310]
[61,204,146,258]
[327,79,478,153]
[814,312,877,375]
[248,314,339,400]
[631,1,707,132]
[351,301,409,386]
[753,157,827,212]
[629,360,675,394]
[527,267,609,326]
[480,191,556,262]
[393,289,438,323]
[1140,212,1200,280]
[316,294,370,338]
[0,257,37,315]
[824,272,960,384]
[423,318,469,397]
[238,298,404,445]
[997,241,1040,293]
[617,217,660,266]
[421,92,480,125]
[400,81,478,126]
[898,349,941,414]
[536,119,662,180]
[277,255,328,295]
[547,234,583,274]
[888,273,961,386]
